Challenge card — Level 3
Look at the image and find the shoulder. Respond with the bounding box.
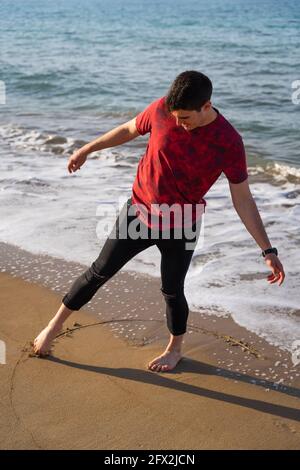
[136,96,167,135]
[217,111,243,146]
[138,96,166,117]
[151,96,167,114]
[148,96,166,109]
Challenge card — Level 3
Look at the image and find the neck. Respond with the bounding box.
[200,107,218,127]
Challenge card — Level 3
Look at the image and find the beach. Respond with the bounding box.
[1,0,300,450]
[1,0,300,359]
[0,243,299,450]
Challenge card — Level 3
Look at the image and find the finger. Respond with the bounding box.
[69,163,78,173]
[68,161,75,173]
[270,274,282,284]
[278,271,285,286]
[273,272,284,285]
[267,272,276,279]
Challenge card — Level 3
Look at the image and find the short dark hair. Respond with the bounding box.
[166,70,213,112]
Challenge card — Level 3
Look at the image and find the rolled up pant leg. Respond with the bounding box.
[62,267,108,311]
[160,288,190,336]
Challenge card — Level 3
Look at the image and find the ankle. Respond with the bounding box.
[48,318,63,330]
[166,347,182,354]
[166,333,184,353]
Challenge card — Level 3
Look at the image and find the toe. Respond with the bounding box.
[39,351,49,358]
[161,365,169,371]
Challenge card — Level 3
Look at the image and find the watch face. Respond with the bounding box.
[262,248,277,257]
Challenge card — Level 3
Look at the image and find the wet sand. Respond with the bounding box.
[0,242,300,449]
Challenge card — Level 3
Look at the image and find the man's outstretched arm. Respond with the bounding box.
[67,117,140,173]
[228,178,285,286]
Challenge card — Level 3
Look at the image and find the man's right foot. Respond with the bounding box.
[33,322,63,356]
[147,349,182,372]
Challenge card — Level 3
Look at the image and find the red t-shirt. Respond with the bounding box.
[131,96,248,229]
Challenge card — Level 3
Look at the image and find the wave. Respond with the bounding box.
[0,123,88,157]
[1,122,300,185]
[248,160,300,184]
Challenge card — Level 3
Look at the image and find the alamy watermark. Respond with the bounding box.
[0,340,6,364]
[0,80,6,105]
[291,340,300,367]
[291,80,300,105]
[96,197,205,250]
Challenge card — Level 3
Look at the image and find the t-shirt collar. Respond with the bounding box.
[192,106,220,132]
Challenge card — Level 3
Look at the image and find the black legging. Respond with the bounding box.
[62,198,201,336]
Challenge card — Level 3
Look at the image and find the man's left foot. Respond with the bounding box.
[148,350,182,372]
[33,322,62,357]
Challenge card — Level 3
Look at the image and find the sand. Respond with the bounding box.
[0,256,300,449]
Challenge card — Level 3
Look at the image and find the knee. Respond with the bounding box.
[160,287,185,301]
[85,262,110,285]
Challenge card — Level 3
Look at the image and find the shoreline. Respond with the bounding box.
[1,270,300,449]
[0,240,299,390]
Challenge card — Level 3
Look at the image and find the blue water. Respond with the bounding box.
[0,0,300,356]
[0,0,299,166]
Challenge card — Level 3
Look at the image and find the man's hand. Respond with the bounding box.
[67,147,88,173]
[265,253,285,286]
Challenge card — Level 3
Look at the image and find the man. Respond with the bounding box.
[33,71,285,372]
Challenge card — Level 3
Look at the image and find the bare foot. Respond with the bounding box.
[33,322,62,357]
[148,349,182,372]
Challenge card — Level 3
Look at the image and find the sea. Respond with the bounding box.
[0,0,299,358]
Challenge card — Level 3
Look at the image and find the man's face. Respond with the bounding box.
[170,101,211,131]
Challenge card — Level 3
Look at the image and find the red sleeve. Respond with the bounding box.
[222,136,248,184]
[135,99,160,136]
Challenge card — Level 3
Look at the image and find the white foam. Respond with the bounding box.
[0,142,300,357]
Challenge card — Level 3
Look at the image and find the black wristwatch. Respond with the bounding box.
[262,247,278,257]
